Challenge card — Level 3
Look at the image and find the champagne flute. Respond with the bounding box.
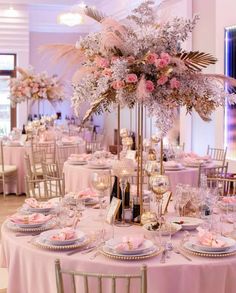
[91,172,111,218]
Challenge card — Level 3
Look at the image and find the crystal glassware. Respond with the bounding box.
[149,173,169,219]
[112,159,135,226]
[91,172,111,218]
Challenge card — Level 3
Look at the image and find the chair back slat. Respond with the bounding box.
[55,260,147,293]
[84,275,89,293]
[72,274,76,293]
[207,145,227,166]
[207,177,236,196]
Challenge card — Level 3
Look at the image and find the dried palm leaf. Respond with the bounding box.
[82,94,108,124]
[72,66,97,84]
[176,51,217,71]
[203,73,236,88]
[83,6,106,23]
[16,67,30,78]
[157,0,182,10]
[39,44,85,66]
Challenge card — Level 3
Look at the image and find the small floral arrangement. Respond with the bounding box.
[25,114,57,133]
[66,0,236,136]
[9,67,64,107]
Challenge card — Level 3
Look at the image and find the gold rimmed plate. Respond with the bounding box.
[6,219,57,233]
[99,245,162,260]
[181,241,236,258]
[31,235,90,251]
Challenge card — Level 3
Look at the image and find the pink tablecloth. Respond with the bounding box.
[63,162,111,193]
[2,145,27,194]
[1,209,236,293]
[166,168,199,194]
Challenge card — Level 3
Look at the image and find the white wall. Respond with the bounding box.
[192,0,236,171]
[0,4,29,129]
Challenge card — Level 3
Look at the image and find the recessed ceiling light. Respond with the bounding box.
[58,12,84,27]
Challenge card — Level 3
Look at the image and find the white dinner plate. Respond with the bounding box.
[67,160,87,165]
[105,238,154,255]
[183,241,236,255]
[190,236,236,252]
[40,229,85,246]
[171,217,203,230]
[101,244,159,259]
[28,207,53,213]
[6,219,56,232]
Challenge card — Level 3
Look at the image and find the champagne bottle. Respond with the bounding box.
[22,124,26,134]
[110,176,122,220]
[124,181,130,208]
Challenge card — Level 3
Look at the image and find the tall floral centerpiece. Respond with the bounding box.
[43,0,236,218]
[9,67,64,118]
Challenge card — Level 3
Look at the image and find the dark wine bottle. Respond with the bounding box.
[132,196,140,223]
[22,124,26,134]
[124,181,130,208]
[110,176,122,220]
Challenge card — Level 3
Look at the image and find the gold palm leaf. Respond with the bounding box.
[83,6,106,23]
[177,51,217,71]
[82,93,108,124]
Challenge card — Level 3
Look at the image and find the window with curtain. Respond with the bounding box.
[0,53,16,135]
[225,27,236,159]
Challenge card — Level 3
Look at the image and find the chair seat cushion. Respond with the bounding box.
[0,165,17,175]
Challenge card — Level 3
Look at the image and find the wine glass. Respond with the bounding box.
[149,173,170,219]
[91,172,111,218]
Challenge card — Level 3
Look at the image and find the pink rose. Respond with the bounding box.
[145,80,155,92]
[126,74,138,83]
[126,56,135,64]
[95,57,110,68]
[112,80,125,90]
[102,68,112,77]
[170,77,180,89]
[146,52,159,64]
[155,58,168,69]
[160,52,171,64]
[157,75,168,86]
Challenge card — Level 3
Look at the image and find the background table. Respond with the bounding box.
[63,162,111,193]
[1,209,236,293]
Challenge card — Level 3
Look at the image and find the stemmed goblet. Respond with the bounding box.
[91,172,111,218]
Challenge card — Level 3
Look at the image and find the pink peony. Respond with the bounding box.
[170,77,180,89]
[160,52,171,64]
[126,73,138,83]
[146,52,159,64]
[157,75,168,86]
[155,58,168,69]
[112,80,125,90]
[145,80,155,92]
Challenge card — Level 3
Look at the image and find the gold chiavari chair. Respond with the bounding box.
[0,141,19,198]
[198,163,228,186]
[30,141,56,178]
[25,175,65,199]
[55,259,147,293]
[207,177,236,197]
[207,145,227,166]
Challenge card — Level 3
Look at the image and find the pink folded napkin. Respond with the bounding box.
[25,198,52,209]
[197,227,226,248]
[50,228,76,241]
[222,197,236,204]
[115,235,144,252]
[77,188,97,198]
[10,213,52,225]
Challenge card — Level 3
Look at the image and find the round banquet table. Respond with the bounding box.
[1,209,236,293]
[64,162,199,195]
[2,145,29,194]
[63,162,112,193]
